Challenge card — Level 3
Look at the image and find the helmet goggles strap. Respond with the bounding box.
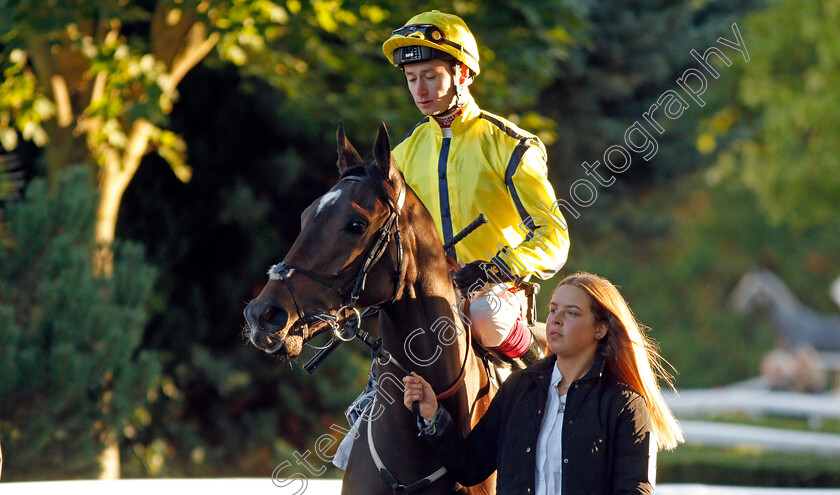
[390,23,478,68]
[391,23,446,41]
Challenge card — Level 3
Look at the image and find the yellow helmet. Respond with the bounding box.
[382,11,480,76]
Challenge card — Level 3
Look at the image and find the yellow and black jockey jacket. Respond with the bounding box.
[392,99,570,279]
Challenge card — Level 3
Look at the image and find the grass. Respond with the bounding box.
[660,410,840,487]
[658,444,840,487]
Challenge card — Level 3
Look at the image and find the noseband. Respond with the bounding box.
[267,172,406,342]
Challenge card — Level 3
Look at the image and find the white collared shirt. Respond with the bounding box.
[535,364,565,495]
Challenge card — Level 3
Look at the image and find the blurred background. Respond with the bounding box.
[1,0,839,487]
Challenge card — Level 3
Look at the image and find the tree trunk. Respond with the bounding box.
[94,119,155,276]
[96,431,120,480]
[91,119,153,478]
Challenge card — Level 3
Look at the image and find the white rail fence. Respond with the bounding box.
[664,386,840,428]
[663,374,840,455]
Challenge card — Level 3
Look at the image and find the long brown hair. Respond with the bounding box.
[558,272,684,451]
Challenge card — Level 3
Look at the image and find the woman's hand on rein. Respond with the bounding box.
[403,372,438,420]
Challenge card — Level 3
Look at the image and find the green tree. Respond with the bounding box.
[0,166,159,480]
[541,0,757,235]
[4,1,182,272]
[543,0,840,388]
[704,0,840,228]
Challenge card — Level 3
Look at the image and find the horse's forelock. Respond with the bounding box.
[339,163,399,208]
[338,163,368,180]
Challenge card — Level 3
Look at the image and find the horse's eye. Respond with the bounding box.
[346,220,367,235]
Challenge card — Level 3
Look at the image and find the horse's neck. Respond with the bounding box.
[378,287,466,391]
[752,273,840,350]
[381,201,467,392]
[755,272,810,321]
[372,197,484,432]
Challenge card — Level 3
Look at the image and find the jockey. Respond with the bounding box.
[383,10,569,366]
[333,11,570,470]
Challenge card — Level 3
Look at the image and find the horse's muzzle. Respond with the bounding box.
[244,300,290,353]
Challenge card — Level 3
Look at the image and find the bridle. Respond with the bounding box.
[266,168,470,385]
[267,172,406,346]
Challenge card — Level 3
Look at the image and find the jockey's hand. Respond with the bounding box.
[403,372,438,421]
[453,260,514,294]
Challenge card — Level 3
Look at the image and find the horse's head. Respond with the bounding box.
[244,122,407,357]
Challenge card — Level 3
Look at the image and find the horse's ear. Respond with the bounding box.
[337,120,362,173]
[373,122,398,181]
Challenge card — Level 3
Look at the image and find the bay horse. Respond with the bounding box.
[244,122,497,495]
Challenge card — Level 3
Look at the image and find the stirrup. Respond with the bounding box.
[345,376,376,424]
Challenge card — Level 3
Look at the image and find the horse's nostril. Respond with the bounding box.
[262,303,289,328]
[244,300,264,327]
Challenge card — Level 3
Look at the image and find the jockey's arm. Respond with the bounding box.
[491,142,570,280]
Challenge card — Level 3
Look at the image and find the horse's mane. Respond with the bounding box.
[339,162,400,208]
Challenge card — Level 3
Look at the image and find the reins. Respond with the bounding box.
[432,318,471,401]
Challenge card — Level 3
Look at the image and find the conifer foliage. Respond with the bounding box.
[0,167,159,479]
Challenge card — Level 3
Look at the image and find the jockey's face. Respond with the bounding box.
[404,59,457,116]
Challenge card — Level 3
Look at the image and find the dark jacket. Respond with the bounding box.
[426,355,653,495]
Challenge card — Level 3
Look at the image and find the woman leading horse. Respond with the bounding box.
[403,272,685,495]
